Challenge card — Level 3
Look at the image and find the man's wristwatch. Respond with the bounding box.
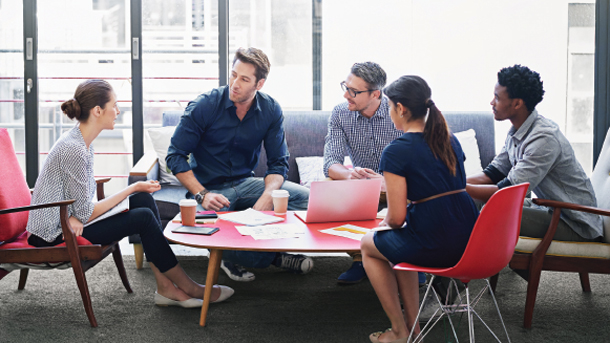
[194,189,210,204]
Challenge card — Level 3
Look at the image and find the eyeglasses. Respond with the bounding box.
[340,81,376,98]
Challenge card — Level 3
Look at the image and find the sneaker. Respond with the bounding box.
[337,261,367,284]
[274,253,313,274]
[220,260,255,282]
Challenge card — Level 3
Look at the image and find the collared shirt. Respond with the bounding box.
[485,110,602,239]
[26,124,96,242]
[323,96,402,177]
[166,85,289,188]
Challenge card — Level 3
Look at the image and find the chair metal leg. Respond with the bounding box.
[112,244,133,293]
[486,279,512,343]
[489,273,499,292]
[18,268,29,290]
[133,243,144,270]
[465,284,475,343]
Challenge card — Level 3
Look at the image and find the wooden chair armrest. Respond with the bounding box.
[130,151,159,177]
[0,199,75,215]
[532,198,610,217]
[95,178,111,201]
[95,177,111,185]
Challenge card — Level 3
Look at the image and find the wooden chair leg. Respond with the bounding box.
[0,268,10,281]
[112,244,133,293]
[134,243,144,270]
[579,272,591,292]
[18,269,29,290]
[489,273,499,292]
[523,266,543,329]
[71,262,97,327]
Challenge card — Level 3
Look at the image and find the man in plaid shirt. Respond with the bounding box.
[323,62,403,284]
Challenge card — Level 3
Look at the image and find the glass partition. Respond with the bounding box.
[37,0,132,194]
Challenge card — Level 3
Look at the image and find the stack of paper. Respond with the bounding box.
[319,224,372,241]
[217,208,284,226]
[235,224,306,240]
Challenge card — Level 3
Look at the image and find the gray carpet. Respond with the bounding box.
[1,255,609,342]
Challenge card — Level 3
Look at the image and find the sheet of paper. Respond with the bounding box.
[218,208,284,226]
[235,223,306,240]
[85,197,129,227]
[319,224,372,241]
[377,208,388,219]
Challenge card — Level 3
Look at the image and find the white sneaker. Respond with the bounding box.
[220,260,255,282]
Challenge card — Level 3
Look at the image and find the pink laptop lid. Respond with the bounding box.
[297,179,382,223]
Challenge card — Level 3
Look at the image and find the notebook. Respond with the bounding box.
[294,179,382,223]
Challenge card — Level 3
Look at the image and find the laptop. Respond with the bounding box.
[295,179,382,223]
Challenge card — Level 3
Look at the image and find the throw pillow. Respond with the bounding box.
[295,156,325,188]
[454,129,483,176]
[147,126,182,186]
[0,129,31,243]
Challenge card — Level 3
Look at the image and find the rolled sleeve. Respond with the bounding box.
[323,109,348,177]
[263,105,289,179]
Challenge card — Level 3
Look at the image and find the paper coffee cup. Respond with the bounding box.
[179,199,197,226]
[272,190,289,215]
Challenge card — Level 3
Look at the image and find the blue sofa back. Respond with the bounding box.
[161,110,495,184]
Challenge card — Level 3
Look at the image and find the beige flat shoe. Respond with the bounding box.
[154,292,203,308]
[369,328,409,343]
[211,285,234,303]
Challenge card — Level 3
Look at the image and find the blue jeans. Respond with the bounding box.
[209,177,309,268]
[160,177,310,268]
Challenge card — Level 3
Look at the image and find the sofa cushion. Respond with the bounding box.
[515,236,610,259]
[0,129,31,243]
[296,156,326,188]
[147,126,182,186]
[454,129,483,176]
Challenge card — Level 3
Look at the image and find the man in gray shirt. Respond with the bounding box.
[467,64,602,242]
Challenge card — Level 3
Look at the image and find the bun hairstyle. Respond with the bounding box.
[61,79,113,122]
[384,75,457,175]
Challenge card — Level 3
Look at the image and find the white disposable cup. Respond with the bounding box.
[272,189,290,215]
[179,199,197,226]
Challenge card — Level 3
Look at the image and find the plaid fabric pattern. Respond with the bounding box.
[26,124,96,242]
[323,97,402,176]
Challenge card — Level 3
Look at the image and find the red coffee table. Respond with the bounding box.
[164,211,382,326]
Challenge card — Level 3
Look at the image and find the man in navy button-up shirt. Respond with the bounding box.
[166,48,312,282]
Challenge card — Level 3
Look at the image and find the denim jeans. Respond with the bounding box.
[159,177,310,268]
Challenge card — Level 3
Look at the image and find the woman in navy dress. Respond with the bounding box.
[361,75,479,342]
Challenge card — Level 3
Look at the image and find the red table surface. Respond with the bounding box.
[164,211,382,253]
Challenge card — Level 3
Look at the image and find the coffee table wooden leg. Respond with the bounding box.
[200,248,222,327]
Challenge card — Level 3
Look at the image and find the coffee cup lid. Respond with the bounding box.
[272,189,289,197]
[179,199,197,206]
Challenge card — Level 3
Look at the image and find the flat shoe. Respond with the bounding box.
[211,285,234,303]
[369,328,409,343]
[154,292,203,308]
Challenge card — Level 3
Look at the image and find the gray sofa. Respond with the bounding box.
[128,110,495,268]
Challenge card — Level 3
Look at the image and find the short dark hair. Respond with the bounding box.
[497,64,545,112]
[351,62,386,99]
[232,47,271,82]
[60,79,113,122]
